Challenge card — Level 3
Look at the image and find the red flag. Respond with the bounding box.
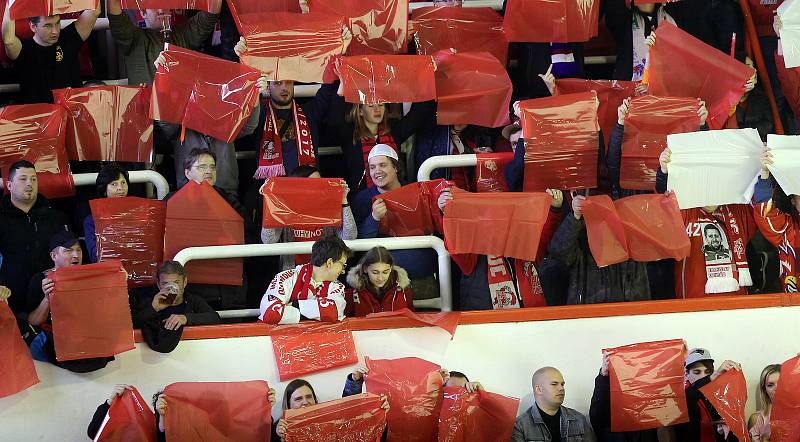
[0,302,39,398]
[53,85,154,163]
[365,356,443,442]
[283,393,387,442]
[554,79,638,148]
[620,96,700,190]
[698,369,748,442]
[164,381,272,442]
[90,197,166,288]
[376,179,451,237]
[366,308,460,338]
[163,180,244,286]
[9,0,96,19]
[338,55,436,104]
[771,354,800,441]
[225,0,300,27]
[270,322,358,381]
[307,0,408,55]
[613,193,691,262]
[503,0,600,43]
[581,195,630,267]
[605,339,689,431]
[521,91,599,191]
[438,386,520,442]
[0,103,75,199]
[150,44,261,143]
[95,387,157,442]
[260,177,344,229]
[238,12,345,82]
[119,0,216,11]
[443,190,553,262]
[412,6,508,66]
[474,152,513,193]
[647,22,754,130]
[50,261,134,361]
[433,50,512,128]
[776,52,800,120]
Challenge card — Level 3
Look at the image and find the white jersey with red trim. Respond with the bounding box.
[258,265,346,324]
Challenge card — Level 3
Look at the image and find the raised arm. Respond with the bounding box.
[2,2,22,60]
[75,1,102,41]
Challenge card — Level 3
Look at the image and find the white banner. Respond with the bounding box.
[767,134,800,196]
[779,0,800,68]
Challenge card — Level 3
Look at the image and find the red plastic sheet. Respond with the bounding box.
[771,354,800,441]
[150,44,260,144]
[164,381,272,442]
[226,0,299,19]
[582,195,630,267]
[647,22,754,130]
[9,0,96,19]
[0,302,39,398]
[270,322,358,381]
[614,193,691,262]
[163,180,244,286]
[503,0,600,43]
[443,190,552,262]
[283,393,387,442]
[412,6,508,66]
[238,12,345,83]
[0,103,75,200]
[605,339,689,432]
[438,386,519,442]
[307,0,408,55]
[50,260,134,361]
[119,0,216,11]
[433,51,512,128]
[95,387,157,442]
[377,179,451,237]
[260,177,344,229]
[555,79,638,147]
[53,85,153,163]
[367,308,460,337]
[620,96,700,190]
[776,52,800,120]
[90,197,166,288]
[521,91,599,191]
[474,152,513,193]
[364,356,444,442]
[337,55,436,104]
[698,369,748,442]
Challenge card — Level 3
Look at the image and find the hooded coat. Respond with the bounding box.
[344,264,414,316]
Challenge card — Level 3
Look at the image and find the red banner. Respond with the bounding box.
[554,79,638,148]
[283,393,387,442]
[119,0,217,11]
[503,0,600,43]
[307,0,408,55]
[438,386,519,442]
[0,103,75,199]
[150,44,260,143]
[95,387,157,442]
[620,96,700,190]
[164,381,272,442]
[521,91,599,191]
[90,197,166,288]
[376,179,451,237]
[50,261,134,361]
[776,52,800,120]
[581,195,630,267]
[9,0,96,19]
[239,12,345,82]
[605,339,689,431]
[613,193,691,262]
[771,354,800,441]
[698,369,748,442]
[338,55,436,104]
[225,0,300,18]
[365,356,443,442]
[412,6,507,66]
[647,22,754,130]
[270,322,358,381]
[367,308,460,337]
[260,177,344,229]
[53,85,153,163]
[433,51,512,128]
[475,152,513,193]
[163,180,244,286]
[0,302,39,398]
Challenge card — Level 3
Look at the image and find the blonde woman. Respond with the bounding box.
[748,364,781,441]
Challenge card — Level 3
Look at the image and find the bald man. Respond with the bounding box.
[511,367,596,442]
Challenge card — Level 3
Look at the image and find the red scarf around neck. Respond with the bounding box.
[290,263,332,301]
[255,101,315,179]
[291,227,326,265]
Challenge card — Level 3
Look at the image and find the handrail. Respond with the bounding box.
[417,154,478,182]
[173,236,453,312]
[72,170,170,200]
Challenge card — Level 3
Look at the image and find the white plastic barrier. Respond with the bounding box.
[417,153,478,182]
[72,170,170,200]
[173,236,453,314]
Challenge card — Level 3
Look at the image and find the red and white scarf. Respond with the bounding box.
[486,256,546,309]
[291,226,326,265]
[359,132,397,188]
[289,263,339,322]
[703,206,752,294]
[254,101,315,179]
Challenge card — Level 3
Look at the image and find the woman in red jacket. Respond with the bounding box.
[344,246,414,316]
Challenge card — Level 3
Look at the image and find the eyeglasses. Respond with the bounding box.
[193,164,217,172]
[333,259,348,269]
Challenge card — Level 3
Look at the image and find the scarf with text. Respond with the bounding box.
[291,227,326,265]
[255,101,315,179]
[486,256,546,309]
[702,206,752,294]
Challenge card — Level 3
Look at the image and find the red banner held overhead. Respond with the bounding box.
[225,0,300,20]
[95,387,157,442]
[164,381,272,442]
[475,152,514,193]
[0,302,39,399]
[438,386,520,442]
[50,261,134,361]
[412,6,508,66]
[367,308,461,337]
[771,354,800,441]
[307,0,408,55]
[163,180,244,286]
[260,177,344,229]
[120,0,217,11]
[503,0,600,43]
[521,91,599,191]
[270,322,358,381]
[555,79,638,147]
[433,51,512,128]
[9,0,96,19]
[53,85,153,163]
[698,369,749,442]
[605,339,689,432]
[283,393,387,442]
[338,55,436,104]
[614,193,691,262]
[580,195,630,267]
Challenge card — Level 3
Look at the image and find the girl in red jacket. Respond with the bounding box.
[345,246,414,316]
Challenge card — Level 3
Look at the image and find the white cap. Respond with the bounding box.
[367,144,399,163]
[685,348,714,368]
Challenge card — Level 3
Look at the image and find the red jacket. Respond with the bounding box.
[344,265,414,317]
[754,199,800,292]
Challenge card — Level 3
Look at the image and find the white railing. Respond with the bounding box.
[173,236,453,317]
[417,153,478,182]
[72,170,170,199]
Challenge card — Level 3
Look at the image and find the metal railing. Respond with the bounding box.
[417,154,479,182]
[72,170,170,199]
[173,236,453,318]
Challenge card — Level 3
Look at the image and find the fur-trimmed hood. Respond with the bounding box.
[346,264,410,291]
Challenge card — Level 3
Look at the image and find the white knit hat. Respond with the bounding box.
[367,144,399,162]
